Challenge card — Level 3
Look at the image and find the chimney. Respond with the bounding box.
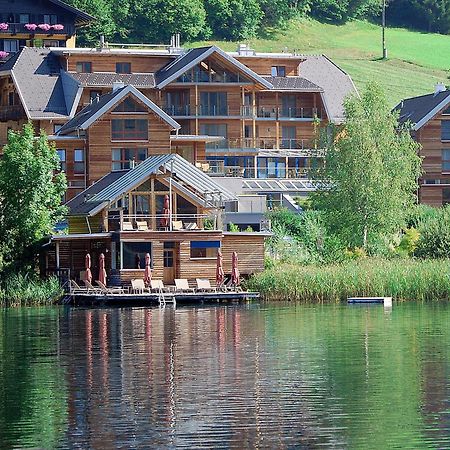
[435,82,446,95]
[112,81,125,92]
[237,43,255,56]
[99,35,105,48]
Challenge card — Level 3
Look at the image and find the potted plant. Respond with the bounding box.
[52,24,64,31]
[24,23,38,31]
[38,23,51,32]
[0,51,10,59]
[0,23,8,31]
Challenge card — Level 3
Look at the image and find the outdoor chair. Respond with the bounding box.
[96,280,125,294]
[196,278,216,292]
[122,221,134,231]
[83,280,103,294]
[70,280,88,294]
[175,279,195,293]
[172,220,183,231]
[131,279,151,294]
[184,222,199,230]
[150,280,172,293]
[136,221,149,231]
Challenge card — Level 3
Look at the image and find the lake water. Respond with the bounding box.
[0,303,449,449]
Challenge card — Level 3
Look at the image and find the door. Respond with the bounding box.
[163,242,178,284]
[282,126,296,149]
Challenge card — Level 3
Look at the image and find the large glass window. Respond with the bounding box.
[190,241,220,259]
[56,149,66,171]
[200,92,227,115]
[112,148,147,170]
[113,97,146,113]
[4,40,19,53]
[74,149,85,174]
[122,242,152,269]
[111,119,148,140]
[443,149,450,172]
[442,121,450,141]
[200,123,227,149]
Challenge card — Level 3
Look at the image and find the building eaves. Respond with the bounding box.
[48,0,95,23]
[262,76,323,91]
[70,72,156,88]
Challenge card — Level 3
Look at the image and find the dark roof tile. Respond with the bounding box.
[71,72,155,88]
[262,76,322,91]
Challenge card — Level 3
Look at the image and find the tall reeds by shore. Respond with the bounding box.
[248,259,450,303]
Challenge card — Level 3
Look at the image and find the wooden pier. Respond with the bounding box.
[347,297,393,307]
[65,291,260,307]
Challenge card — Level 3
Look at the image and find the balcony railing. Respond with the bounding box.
[163,104,191,116]
[176,72,249,83]
[257,107,322,119]
[198,105,229,116]
[205,138,317,152]
[108,213,220,232]
[0,23,74,35]
[0,105,24,121]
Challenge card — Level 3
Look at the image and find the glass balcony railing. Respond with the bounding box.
[256,107,322,119]
[163,104,191,116]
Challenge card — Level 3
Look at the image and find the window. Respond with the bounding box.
[442,121,450,141]
[116,62,131,74]
[89,90,102,103]
[443,107,450,115]
[74,149,85,174]
[113,97,146,113]
[443,149,450,172]
[190,241,220,259]
[43,40,59,48]
[111,119,148,140]
[112,148,147,170]
[199,123,227,149]
[53,124,63,133]
[122,242,152,269]
[4,40,19,53]
[8,92,16,106]
[56,149,66,171]
[76,62,92,73]
[443,188,450,205]
[271,66,286,77]
[44,14,58,25]
[19,14,30,24]
[199,92,227,115]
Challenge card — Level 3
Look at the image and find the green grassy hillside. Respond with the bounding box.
[191,19,450,106]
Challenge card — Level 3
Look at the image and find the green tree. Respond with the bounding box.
[312,82,422,250]
[0,124,67,273]
[310,0,380,23]
[204,0,263,40]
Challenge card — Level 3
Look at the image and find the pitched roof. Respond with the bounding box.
[155,46,273,89]
[57,84,180,135]
[0,47,71,120]
[393,90,450,130]
[299,55,357,123]
[68,154,237,216]
[66,170,128,216]
[70,72,156,88]
[262,76,322,91]
[48,0,95,23]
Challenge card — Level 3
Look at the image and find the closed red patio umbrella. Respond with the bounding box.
[84,253,92,283]
[160,194,170,228]
[144,253,152,285]
[98,253,107,285]
[231,251,240,286]
[216,249,224,287]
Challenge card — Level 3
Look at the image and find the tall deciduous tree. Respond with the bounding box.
[0,124,67,271]
[312,82,422,249]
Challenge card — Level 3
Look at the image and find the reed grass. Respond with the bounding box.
[248,259,450,303]
[0,275,63,307]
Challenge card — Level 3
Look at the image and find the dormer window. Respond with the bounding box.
[76,61,92,73]
[116,62,131,74]
[271,66,286,77]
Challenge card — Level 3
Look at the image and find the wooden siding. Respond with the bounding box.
[222,234,265,275]
[235,56,302,76]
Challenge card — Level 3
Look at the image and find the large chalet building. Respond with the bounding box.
[395,85,450,207]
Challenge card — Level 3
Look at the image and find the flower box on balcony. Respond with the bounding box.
[38,23,51,32]
[0,51,10,59]
[0,23,8,31]
[24,23,38,31]
[52,24,64,31]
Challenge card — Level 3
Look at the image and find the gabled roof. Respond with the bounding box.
[155,46,273,89]
[57,85,180,135]
[262,76,323,91]
[48,0,95,23]
[67,154,237,216]
[70,72,156,88]
[299,55,357,123]
[393,90,450,131]
[0,47,70,120]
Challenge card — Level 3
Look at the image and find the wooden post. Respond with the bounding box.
[252,90,257,148]
[241,87,245,146]
[195,84,199,135]
[55,241,60,269]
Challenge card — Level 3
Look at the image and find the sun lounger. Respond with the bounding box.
[136,221,149,231]
[83,280,103,294]
[131,279,150,294]
[150,279,171,293]
[122,221,134,231]
[96,280,125,294]
[184,222,199,230]
[175,279,195,293]
[70,279,88,294]
[196,278,216,292]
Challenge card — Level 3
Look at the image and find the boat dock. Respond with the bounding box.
[65,290,260,307]
[347,297,393,307]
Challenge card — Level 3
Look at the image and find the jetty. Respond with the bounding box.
[347,297,393,307]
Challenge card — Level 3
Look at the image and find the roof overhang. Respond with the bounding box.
[170,134,224,143]
[52,233,112,240]
[413,95,450,131]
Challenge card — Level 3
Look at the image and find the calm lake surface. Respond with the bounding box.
[0,303,449,449]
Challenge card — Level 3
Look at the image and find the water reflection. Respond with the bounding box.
[0,304,449,448]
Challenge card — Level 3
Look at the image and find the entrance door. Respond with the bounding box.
[163,242,178,284]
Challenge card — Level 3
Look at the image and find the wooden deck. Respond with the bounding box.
[64,290,260,307]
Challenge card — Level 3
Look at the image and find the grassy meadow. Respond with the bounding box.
[191,19,450,106]
[247,259,450,303]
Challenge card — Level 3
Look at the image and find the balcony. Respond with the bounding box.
[175,71,250,84]
[163,104,191,116]
[205,138,318,153]
[0,23,74,36]
[0,105,24,121]
[256,107,322,120]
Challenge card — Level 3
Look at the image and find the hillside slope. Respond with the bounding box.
[191,19,450,106]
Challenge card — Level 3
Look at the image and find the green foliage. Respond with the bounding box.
[396,227,420,257]
[0,123,67,273]
[312,82,422,250]
[294,196,312,210]
[310,0,380,23]
[248,258,450,302]
[228,222,240,232]
[244,226,254,232]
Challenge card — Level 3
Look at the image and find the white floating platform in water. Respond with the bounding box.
[347,297,392,307]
